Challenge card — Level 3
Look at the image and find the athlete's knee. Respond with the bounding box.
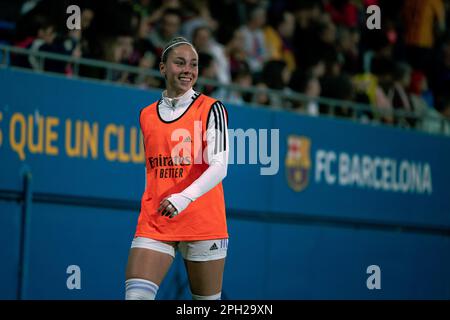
[125,278,159,300]
[192,292,221,300]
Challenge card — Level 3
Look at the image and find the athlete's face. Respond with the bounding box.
[160,44,198,97]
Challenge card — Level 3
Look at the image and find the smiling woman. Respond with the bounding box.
[125,37,230,300]
[160,38,199,96]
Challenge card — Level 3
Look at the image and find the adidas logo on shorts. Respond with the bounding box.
[209,243,218,250]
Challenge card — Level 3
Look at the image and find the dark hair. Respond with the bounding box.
[267,11,287,30]
[231,61,251,81]
[289,70,314,93]
[161,37,196,63]
[162,8,182,19]
[198,52,214,75]
[262,60,287,90]
[192,25,211,42]
[248,5,266,21]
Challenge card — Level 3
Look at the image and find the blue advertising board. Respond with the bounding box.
[1,67,449,299]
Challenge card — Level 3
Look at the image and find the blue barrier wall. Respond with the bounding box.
[1,67,449,299]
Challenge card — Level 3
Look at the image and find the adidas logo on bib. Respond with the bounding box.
[184,136,192,143]
[209,243,218,250]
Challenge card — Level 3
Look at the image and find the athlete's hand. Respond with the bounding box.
[158,198,178,218]
[159,193,193,218]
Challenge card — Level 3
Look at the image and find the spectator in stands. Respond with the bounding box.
[314,21,347,78]
[434,35,450,99]
[74,6,95,61]
[225,29,249,80]
[320,73,355,118]
[148,8,182,58]
[253,81,271,106]
[238,5,269,74]
[409,70,434,109]
[256,59,291,107]
[132,0,181,26]
[361,27,395,75]
[308,55,327,79]
[337,27,361,74]
[292,0,326,71]
[352,72,379,121]
[131,35,160,89]
[369,57,395,123]
[389,62,417,127]
[78,0,137,80]
[96,34,134,83]
[207,0,245,45]
[297,11,341,79]
[192,25,231,86]
[196,52,221,98]
[44,4,95,75]
[324,0,359,28]
[289,70,321,116]
[226,62,253,104]
[402,0,446,89]
[12,14,56,70]
[180,0,218,42]
[133,15,158,63]
[408,70,438,132]
[135,50,160,89]
[264,10,296,72]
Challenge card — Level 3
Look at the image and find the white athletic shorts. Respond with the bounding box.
[131,237,229,262]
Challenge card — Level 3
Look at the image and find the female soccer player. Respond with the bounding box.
[125,37,229,300]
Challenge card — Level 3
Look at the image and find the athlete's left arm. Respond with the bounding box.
[165,101,229,217]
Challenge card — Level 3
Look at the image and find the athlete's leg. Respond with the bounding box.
[184,258,226,299]
[125,237,177,300]
[180,239,228,299]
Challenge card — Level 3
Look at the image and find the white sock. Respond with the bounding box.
[125,278,159,300]
[192,292,221,300]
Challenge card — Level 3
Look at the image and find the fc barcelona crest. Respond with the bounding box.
[286,135,311,192]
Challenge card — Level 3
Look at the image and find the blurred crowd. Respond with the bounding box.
[1,0,450,131]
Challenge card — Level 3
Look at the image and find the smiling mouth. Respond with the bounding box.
[179,77,192,83]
